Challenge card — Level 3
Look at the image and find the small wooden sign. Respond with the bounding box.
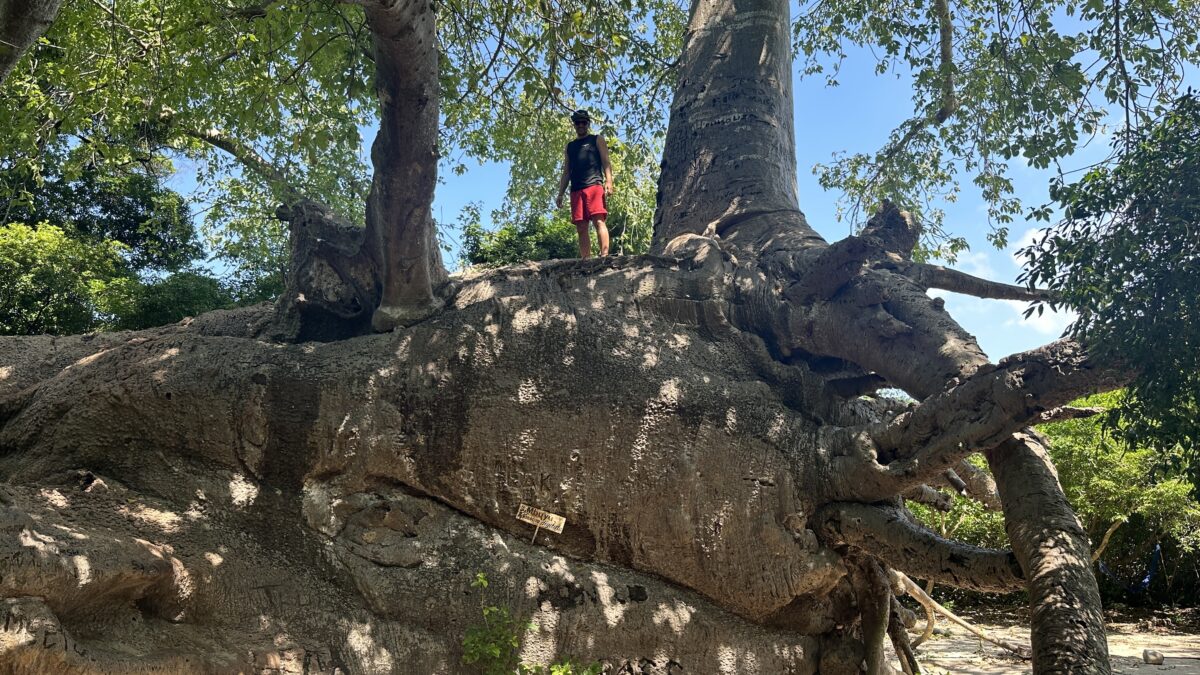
[516,504,565,534]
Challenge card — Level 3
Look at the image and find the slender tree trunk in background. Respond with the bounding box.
[987,432,1112,672]
[0,0,63,84]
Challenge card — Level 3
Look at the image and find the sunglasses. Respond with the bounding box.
[573,120,589,125]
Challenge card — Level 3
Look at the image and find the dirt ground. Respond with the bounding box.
[906,607,1200,674]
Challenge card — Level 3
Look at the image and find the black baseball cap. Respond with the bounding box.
[570,110,591,123]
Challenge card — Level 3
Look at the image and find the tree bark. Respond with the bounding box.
[356,0,449,332]
[0,0,62,84]
[0,0,1130,671]
[986,431,1112,673]
[654,0,820,252]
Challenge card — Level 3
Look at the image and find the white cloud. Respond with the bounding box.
[1007,226,1050,271]
[952,250,996,279]
[1002,299,1076,337]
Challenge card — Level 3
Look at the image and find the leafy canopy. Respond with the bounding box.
[0,0,682,281]
[0,222,132,335]
[794,0,1200,254]
[1021,93,1200,476]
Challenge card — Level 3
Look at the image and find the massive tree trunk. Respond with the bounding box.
[0,0,1127,672]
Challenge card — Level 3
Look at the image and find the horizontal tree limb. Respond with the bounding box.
[861,340,1130,495]
[816,502,1025,593]
[942,468,968,494]
[902,263,1056,302]
[1038,405,1105,424]
[952,459,1002,511]
[902,484,953,512]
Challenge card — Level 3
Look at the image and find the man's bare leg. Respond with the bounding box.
[594,218,610,256]
[576,222,592,259]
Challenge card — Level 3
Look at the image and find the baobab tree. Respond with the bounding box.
[2,0,1195,672]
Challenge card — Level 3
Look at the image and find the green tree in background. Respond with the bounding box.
[912,391,1200,603]
[2,164,200,274]
[794,0,1200,255]
[110,271,235,331]
[1,162,240,334]
[461,207,580,267]
[0,222,132,335]
[1023,93,1200,478]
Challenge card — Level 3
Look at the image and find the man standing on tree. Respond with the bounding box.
[556,110,614,258]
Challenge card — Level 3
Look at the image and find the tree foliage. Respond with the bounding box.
[461,207,581,267]
[913,392,1200,602]
[2,162,200,273]
[794,0,1200,253]
[0,221,131,335]
[1022,93,1200,476]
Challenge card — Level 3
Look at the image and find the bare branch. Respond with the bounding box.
[178,124,296,200]
[984,431,1112,668]
[1038,405,1105,424]
[1091,519,1124,562]
[942,468,968,495]
[891,570,1032,659]
[817,502,1025,593]
[903,484,953,512]
[952,459,1002,510]
[902,262,1056,302]
[859,340,1130,495]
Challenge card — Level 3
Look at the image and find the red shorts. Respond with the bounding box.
[570,184,607,224]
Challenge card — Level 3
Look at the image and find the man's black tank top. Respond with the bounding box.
[567,135,604,191]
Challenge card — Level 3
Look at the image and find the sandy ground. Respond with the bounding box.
[907,612,1200,674]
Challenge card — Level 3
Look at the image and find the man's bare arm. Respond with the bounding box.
[555,150,570,207]
[597,135,614,193]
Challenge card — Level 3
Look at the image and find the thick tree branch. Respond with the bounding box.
[817,502,1025,593]
[903,484,953,512]
[952,459,1002,511]
[901,262,1056,302]
[855,340,1130,496]
[0,0,64,84]
[1039,405,1105,424]
[888,595,921,675]
[985,431,1112,670]
[785,201,921,302]
[942,468,968,494]
[847,556,893,675]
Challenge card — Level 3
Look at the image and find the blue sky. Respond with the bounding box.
[432,44,1108,361]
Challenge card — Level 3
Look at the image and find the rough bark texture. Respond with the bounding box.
[0,0,62,84]
[359,0,449,332]
[986,431,1112,673]
[654,0,818,251]
[0,0,1132,671]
